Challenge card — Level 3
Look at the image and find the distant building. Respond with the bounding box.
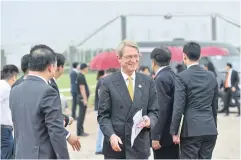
[1,49,7,69]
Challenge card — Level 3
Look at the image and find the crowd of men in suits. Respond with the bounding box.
[1,45,80,159]
[0,40,239,159]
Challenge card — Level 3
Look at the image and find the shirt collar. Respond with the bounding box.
[229,69,233,73]
[187,63,199,69]
[48,77,56,84]
[155,66,167,76]
[121,69,136,81]
[73,68,79,73]
[28,74,48,84]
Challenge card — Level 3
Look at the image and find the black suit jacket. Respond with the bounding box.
[12,76,24,88]
[170,65,218,138]
[151,66,176,147]
[97,71,159,159]
[221,69,240,89]
[94,79,102,111]
[49,78,70,127]
[10,76,69,159]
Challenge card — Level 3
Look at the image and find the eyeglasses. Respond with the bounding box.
[122,54,140,60]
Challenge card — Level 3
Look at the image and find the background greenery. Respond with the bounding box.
[56,72,97,108]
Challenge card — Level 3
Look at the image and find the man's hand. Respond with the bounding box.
[137,116,150,128]
[67,134,81,151]
[110,134,123,152]
[232,87,236,92]
[68,116,74,125]
[152,140,161,150]
[82,99,88,106]
[172,135,180,144]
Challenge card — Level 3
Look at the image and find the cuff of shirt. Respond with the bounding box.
[66,132,71,139]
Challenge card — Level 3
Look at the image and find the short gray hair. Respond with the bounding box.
[116,39,139,57]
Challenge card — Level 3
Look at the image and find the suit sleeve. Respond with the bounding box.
[40,88,69,159]
[170,75,186,135]
[97,81,115,140]
[233,71,240,88]
[147,79,159,129]
[63,114,70,127]
[151,80,172,140]
[212,81,218,127]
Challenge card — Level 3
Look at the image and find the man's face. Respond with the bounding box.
[84,67,89,74]
[48,62,57,79]
[118,46,139,73]
[58,65,64,76]
[143,68,150,75]
[226,65,230,71]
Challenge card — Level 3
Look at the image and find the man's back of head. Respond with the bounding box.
[55,53,66,79]
[183,42,201,62]
[21,54,30,74]
[1,64,19,86]
[28,44,57,80]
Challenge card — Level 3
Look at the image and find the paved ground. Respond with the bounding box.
[65,108,240,159]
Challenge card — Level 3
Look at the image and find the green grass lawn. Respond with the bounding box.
[56,72,97,107]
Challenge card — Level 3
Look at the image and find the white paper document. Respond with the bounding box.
[131,109,144,147]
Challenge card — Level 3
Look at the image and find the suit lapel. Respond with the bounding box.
[50,78,60,95]
[112,71,132,107]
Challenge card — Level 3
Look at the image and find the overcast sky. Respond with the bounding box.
[1,0,240,65]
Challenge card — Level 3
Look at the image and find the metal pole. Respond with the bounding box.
[211,15,217,41]
[121,15,127,40]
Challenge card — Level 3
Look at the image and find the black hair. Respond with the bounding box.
[106,68,119,73]
[97,70,105,80]
[72,62,79,68]
[1,64,19,80]
[21,54,30,73]
[139,66,150,72]
[183,41,201,61]
[226,63,232,68]
[29,44,56,71]
[150,47,171,67]
[176,64,185,73]
[205,62,217,77]
[56,53,66,67]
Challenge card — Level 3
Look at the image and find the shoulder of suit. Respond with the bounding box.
[102,72,115,81]
[136,72,153,82]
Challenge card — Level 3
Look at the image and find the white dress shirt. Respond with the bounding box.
[121,70,136,92]
[0,80,13,126]
[227,69,232,88]
[187,63,199,69]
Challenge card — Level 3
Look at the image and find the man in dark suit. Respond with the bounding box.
[70,62,79,119]
[222,63,240,116]
[170,42,218,159]
[12,54,30,88]
[49,53,73,127]
[10,44,69,159]
[48,53,80,151]
[98,40,159,159]
[150,47,179,159]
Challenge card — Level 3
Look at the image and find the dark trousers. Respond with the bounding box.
[224,88,240,115]
[180,135,217,159]
[71,92,78,119]
[77,100,87,135]
[153,143,179,159]
[1,126,14,159]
